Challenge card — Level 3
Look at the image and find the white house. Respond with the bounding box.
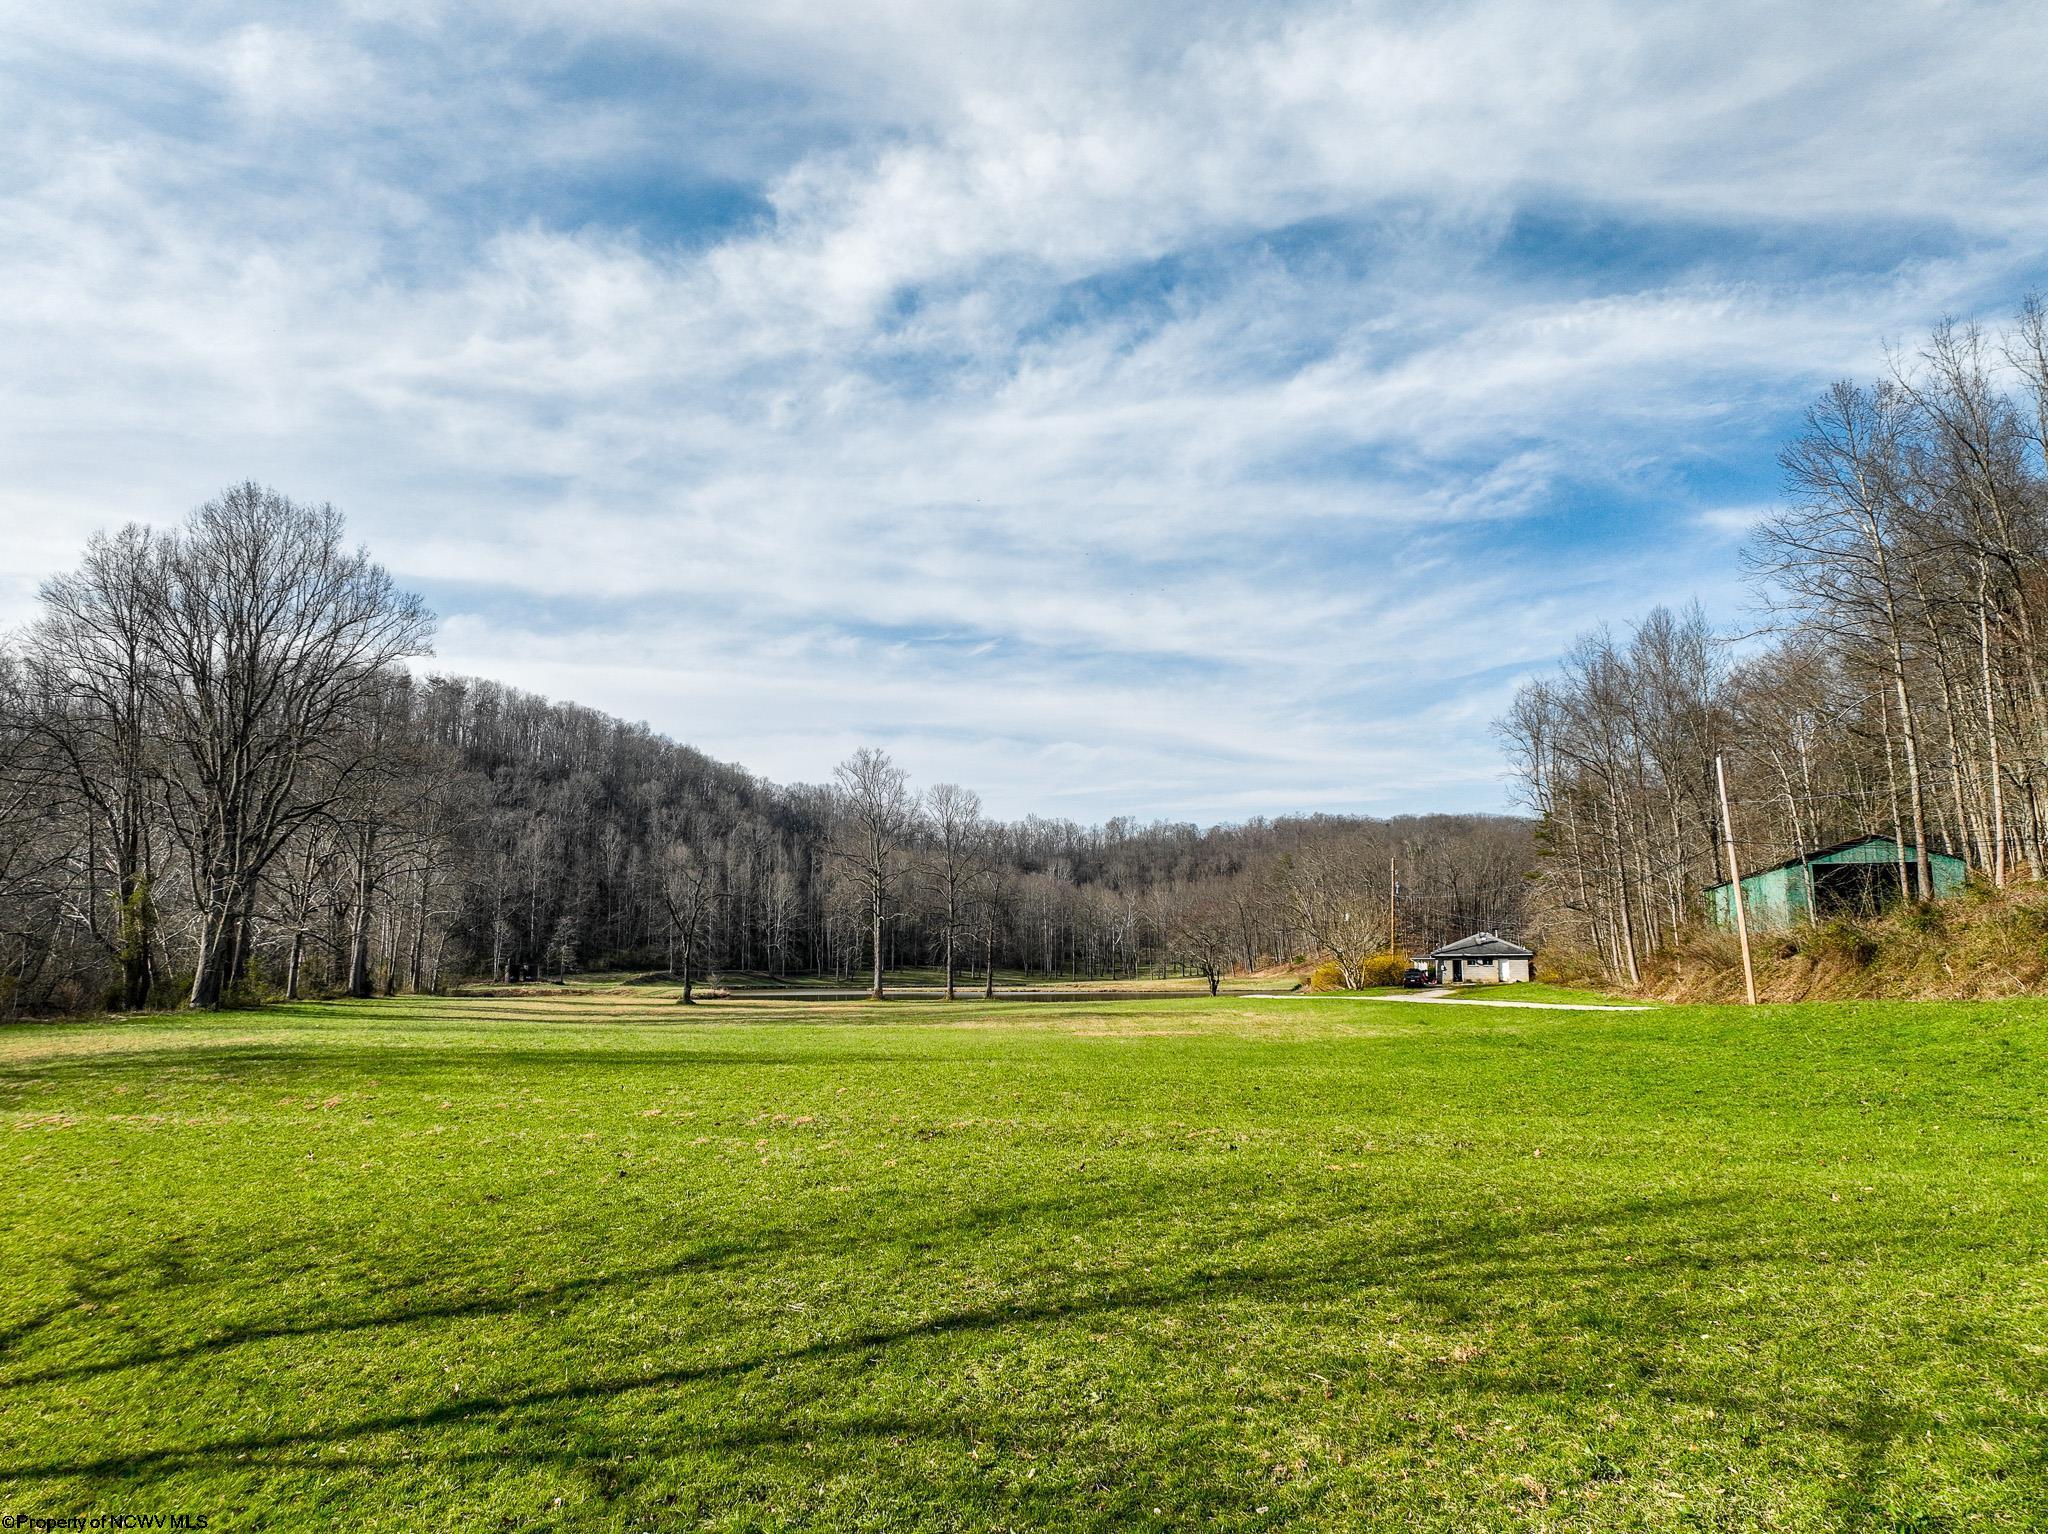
[1429,932,1535,984]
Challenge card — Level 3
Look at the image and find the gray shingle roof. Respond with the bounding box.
[1429,931,1534,960]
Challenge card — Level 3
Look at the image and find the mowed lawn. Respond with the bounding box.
[2,989,2044,1531]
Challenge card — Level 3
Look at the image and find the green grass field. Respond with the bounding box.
[3,986,2044,1530]
[1436,983,1643,1007]
[699,968,1300,996]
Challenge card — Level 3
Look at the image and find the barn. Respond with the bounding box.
[1706,834,1968,930]
[1429,932,1535,984]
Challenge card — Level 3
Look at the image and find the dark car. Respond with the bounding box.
[1401,967,1433,988]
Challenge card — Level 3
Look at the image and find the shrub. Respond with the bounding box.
[1304,953,1406,990]
[150,972,195,1009]
[1357,951,1408,987]
[1995,898,2048,943]
[224,956,283,1009]
[1898,900,1946,936]
[1803,918,1878,968]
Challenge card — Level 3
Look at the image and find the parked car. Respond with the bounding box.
[1401,967,1433,988]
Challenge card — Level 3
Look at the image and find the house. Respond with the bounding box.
[1705,834,1968,931]
[1429,932,1535,984]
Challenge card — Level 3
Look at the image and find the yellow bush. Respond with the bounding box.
[1306,953,1407,990]
[1357,951,1407,987]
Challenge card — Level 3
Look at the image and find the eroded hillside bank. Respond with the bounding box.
[1548,882,2048,1003]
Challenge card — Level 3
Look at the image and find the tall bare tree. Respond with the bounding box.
[1160,884,1237,995]
[22,525,169,1007]
[969,838,1016,998]
[1754,382,1935,897]
[1272,834,1390,989]
[146,485,432,1007]
[658,839,719,1003]
[829,748,916,1000]
[919,782,982,1000]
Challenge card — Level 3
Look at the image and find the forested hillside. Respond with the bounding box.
[0,489,1530,1013]
[1504,307,2048,983]
[16,306,2048,1011]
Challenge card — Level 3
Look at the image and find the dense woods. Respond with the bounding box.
[0,485,1531,1014]
[18,308,2048,1007]
[1503,308,2048,980]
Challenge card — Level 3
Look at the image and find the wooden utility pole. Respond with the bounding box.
[1979,560,2008,887]
[1388,854,1398,954]
[1716,752,1758,1007]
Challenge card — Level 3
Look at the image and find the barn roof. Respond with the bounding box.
[1430,931,1534,960]
[1703,833,1968,892]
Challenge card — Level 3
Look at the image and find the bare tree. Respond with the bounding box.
[968,835,1015,998]
[21,525,170,1008]
[1753,382,1935,898]
[274,817,345,1001]
[146,485,432,1008]
[919,782,982,999]
[1272,835,1389,989]
[829,748,916,1000]
[658,839,719,1003]
[0,656,73,1015]
[1160,885,1236,995]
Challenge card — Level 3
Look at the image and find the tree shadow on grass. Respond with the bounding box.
[2,1185,1984,1493]
[0,1237,772,1391]
[0,1242,206,1363]
[0,1301,79,1362]
[0,1180,1173,1391]
[1826,1390,1912,1534]
[0,1041,931,1090]
[179,1412,920,1478]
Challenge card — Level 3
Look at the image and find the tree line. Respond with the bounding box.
[1501,305,2048,980]
[0,484,1532,1014]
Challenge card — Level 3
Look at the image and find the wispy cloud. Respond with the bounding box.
[3,1,2045,819]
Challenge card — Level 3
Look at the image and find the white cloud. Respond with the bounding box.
[2,0,2045,818]
[1696,504,1771,539]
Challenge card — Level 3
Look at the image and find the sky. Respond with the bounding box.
[4,1,2047,823]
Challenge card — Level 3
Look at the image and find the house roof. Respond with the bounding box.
[1430,931,1534,960]
[1703,833,1968,892]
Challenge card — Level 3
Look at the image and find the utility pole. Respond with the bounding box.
[1716,752,1758,1007]
[1388,854,1398,954]
[1979,559,2007,887]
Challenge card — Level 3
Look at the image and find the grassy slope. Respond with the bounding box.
[3,988,2044,1531]
[1637,880,2048,1003]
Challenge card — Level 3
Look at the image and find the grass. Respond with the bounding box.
[3,986,2045,1530]
[704,968,1299,995]
[1436,982,1644,1007]
[1303,984,1638,1006]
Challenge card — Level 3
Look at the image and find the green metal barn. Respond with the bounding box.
[1706,834,1968,930]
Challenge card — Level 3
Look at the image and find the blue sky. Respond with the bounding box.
[4,1,2047,821]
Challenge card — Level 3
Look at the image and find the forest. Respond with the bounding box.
[19,302,2038,1011]
[1502,306,2048,982]
[0,487,1530,1013]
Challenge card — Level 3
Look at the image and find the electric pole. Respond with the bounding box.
[1716,752,1758,1006]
